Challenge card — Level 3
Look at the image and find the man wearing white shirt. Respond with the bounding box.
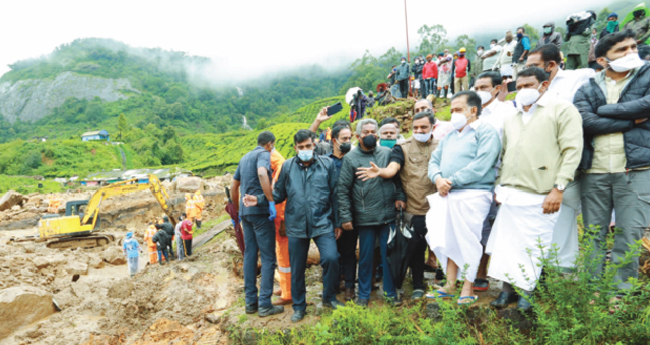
[497,31,518,79]
[526,44,595,271]
[482,39,502,72]
[472,71,517,291]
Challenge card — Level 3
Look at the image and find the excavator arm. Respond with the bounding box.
[81,174,177,228]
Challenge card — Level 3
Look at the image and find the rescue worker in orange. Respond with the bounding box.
[185,194,198,223]
[193,190,205,229]
[271,149,292,305]
[47,194,61,214]
[143,222,159,264]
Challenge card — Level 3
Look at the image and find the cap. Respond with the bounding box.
[543,21,554,27]
[608,12,618,19]
[459,47,466,53]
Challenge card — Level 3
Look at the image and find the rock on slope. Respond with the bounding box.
[0,71,140,123]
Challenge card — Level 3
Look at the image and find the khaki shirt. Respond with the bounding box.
[587,72,633,174]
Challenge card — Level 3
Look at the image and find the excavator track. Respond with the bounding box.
[46,234,115,250]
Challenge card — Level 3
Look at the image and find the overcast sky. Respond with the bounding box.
[0,0,611,82]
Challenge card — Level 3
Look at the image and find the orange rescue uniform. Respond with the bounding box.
[193,192,205,221]
[271,149,291,300]
[144,225,158,264]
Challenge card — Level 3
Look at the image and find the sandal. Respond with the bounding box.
[426,290,455,299]
[457,295,479,305]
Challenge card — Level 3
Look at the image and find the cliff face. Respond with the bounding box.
[0,71,140,123]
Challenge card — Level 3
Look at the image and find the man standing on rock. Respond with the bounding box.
[231,131,284,318]
[243,129,345,323]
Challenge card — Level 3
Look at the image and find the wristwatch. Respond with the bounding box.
[553,184,565,191]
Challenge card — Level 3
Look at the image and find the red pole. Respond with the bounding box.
[404,0,411,98]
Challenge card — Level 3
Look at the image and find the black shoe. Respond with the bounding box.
[517,293,533,312]
[490,292,518,309]
[323,299,346,309]
[387,296,403,306]
[291,310,306,323]
[245,302,258,314]
[258,305,284,317]
[435,268,446,281]
[355,298,369,307]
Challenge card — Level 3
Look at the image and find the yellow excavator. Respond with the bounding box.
[37,174,176,250]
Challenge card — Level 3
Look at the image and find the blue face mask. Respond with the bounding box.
[380,139,397,148]
[297,149,314,162]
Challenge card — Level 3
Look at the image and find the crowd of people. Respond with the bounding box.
[231,27,650,323]
[122,190,205,276]
[377,5,650,104]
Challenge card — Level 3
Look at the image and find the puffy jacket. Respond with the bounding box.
[396,63,410,81]
[257,155,337,239]
[422,62,438,79]
[412,63,423,79]
[156,221,174,239]
[152,230,171,249]
[337,144,406,227]
[573,63,650,170]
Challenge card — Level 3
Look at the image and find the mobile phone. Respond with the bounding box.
[507,82,517,93]
[327,102,343,116]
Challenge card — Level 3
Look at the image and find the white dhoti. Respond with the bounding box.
[425,190,492,283]
[500,64,513,77]
[550,180,580,269]
[486,186,561,291]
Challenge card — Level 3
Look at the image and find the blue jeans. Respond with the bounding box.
[358,224,396,299]
[289,232,340,311]
[242,214,276,308]
[424,78,436,96]
[157,248,168,263]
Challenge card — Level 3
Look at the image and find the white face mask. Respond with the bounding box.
[515,85,542,106]
[413,131,432,142]
[450,111,470,130]
[490,44,496,49]
[606,53,645,72]
[477,89,495,105]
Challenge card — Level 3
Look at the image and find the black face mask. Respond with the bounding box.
[362,135,377,149]
[338,142,351,153]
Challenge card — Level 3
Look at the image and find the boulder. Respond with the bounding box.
[87,253,104,269]
[32,257,50,269]
[66,261,89,276]
[0,190,26,212]
[107,279,133,299]
[0,286,56,340]
[100,246,127,265]
[174,176,205,193]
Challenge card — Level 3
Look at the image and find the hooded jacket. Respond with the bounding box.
[257,155,338,239]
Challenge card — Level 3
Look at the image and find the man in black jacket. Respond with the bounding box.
[337,118,406,307]
[573,30,650,292]
[155,216,175,260]
[151,229,171,265]
[243,129,345,323]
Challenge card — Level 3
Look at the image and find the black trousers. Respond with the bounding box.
[399,79,409,98]
[183,238,193,256]
[404,215,428,291]
[337,228,359,289]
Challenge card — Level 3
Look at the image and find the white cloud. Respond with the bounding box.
[0,0,612,82]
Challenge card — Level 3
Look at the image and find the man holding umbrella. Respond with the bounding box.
[355,110,439,301]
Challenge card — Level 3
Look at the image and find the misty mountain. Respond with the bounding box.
[0,38,349,142]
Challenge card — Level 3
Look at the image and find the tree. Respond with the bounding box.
[117,113,128,140]
[521,24,540,43]
[454,35,478,59]
[596,8,611,32]
[162,126,176,144]
[417,24,449,56]
[85,101,105,126]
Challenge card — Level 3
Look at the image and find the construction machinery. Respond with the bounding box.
[37,174,176,250]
